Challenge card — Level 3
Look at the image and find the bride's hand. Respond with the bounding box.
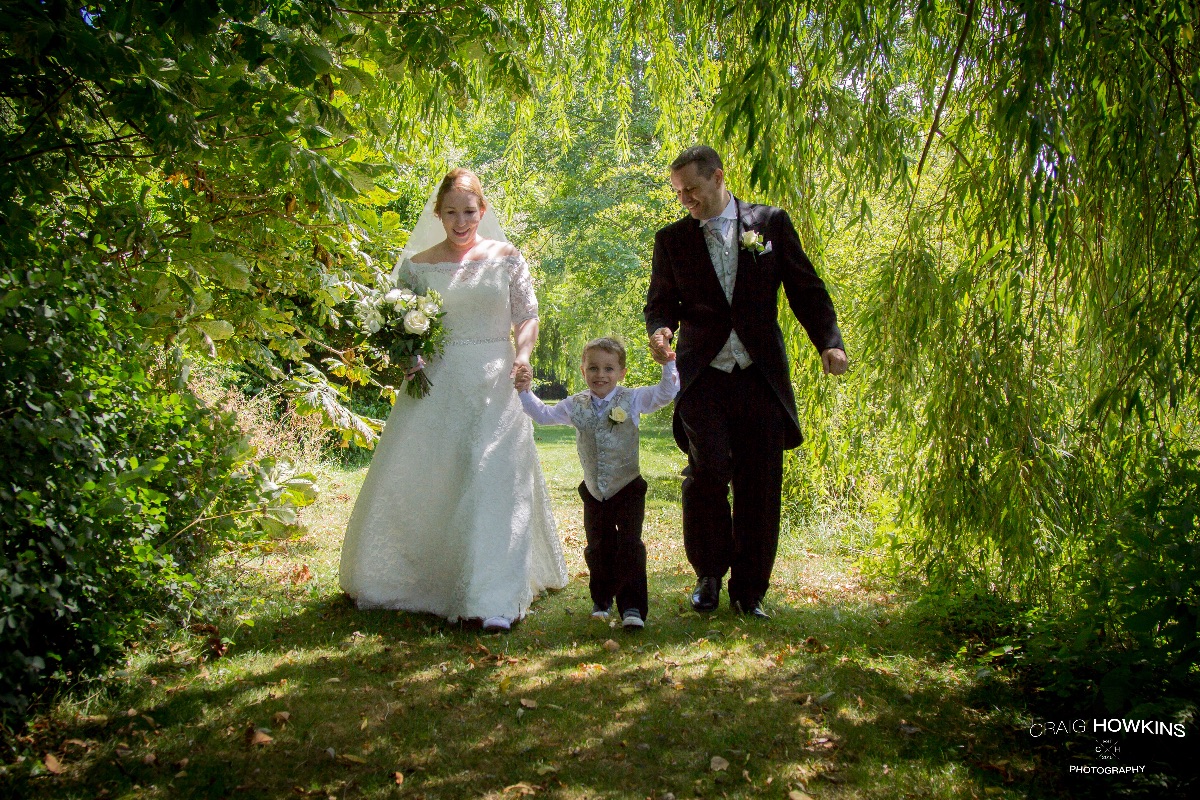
[405,355,427,379]
[513,363,533,392]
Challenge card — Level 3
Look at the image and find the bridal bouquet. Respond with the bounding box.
[355,280,447,399]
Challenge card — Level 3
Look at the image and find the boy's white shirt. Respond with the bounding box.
[519,361,679,427]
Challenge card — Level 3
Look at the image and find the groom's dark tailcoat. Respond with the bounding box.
[643,198,844,605]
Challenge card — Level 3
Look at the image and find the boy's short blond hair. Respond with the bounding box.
[582,337,627,369]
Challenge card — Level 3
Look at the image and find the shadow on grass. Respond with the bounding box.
[11,576,1151,800]
[8,418,1194,799]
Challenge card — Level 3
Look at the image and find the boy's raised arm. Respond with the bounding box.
[631,359,680,417]
[517,380,573,426]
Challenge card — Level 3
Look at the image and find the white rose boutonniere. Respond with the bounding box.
[609,406,628,424]
[741,229,769,254]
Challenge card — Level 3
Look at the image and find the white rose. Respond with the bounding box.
[383,288,404,304]
[403,309,430,335]
[367,317,382,334]
[419,297,439,316]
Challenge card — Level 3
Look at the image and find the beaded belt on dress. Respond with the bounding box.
[446,336,509,346]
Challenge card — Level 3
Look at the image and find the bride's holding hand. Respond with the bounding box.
[339,168,567,632]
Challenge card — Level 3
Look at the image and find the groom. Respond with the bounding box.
[644,145,848,618]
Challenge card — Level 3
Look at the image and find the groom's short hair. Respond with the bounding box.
[670,146,723,178]
[582,336,627,368]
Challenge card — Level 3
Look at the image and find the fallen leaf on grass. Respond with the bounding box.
[63,739,88,749]
[536,764,558,775]
[336,753,366,765]
[710,756,729,771]
[802,636,830,653]
[393,771,404,785]
[43,753,64,774]
[273,711,291,726]
[571,662,607,681]
[246,727,273,746]
[208,636,228,658]
[788,791,813,800]
[603,639,620,652]
[289,564,313,584]
[504,782,538,795]
[520,698,538,709]
[142,753,157,765]
[778,690,813,704]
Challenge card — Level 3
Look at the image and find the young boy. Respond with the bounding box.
[514,337,678,630]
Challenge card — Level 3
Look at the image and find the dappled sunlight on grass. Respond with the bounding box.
[5,421,1064,799]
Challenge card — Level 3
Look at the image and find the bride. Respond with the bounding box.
[339,168,567,631]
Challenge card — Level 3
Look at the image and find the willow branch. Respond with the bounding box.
[916,0,977,179]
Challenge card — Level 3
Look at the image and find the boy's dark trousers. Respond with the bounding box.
[578,475,648,619]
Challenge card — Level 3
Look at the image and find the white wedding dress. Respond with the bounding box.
[339,254,568,620]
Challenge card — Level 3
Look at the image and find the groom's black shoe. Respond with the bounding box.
[732,598,770,619]
[691,577,721,612]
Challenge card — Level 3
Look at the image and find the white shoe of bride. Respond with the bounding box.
[482,616,512,632]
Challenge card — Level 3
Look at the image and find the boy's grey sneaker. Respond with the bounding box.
[591,603,611,620]
[621,609,645,630]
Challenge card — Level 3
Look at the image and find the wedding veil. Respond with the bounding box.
[391,182,508,283]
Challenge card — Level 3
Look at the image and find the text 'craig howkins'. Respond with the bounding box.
[1030,719,1186,737]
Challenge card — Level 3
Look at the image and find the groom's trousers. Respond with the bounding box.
[579,475,649,619]
[676,364,786,607]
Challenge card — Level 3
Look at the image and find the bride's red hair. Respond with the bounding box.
[434,168,486,215]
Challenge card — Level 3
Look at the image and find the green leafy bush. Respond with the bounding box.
[0,258,316,725]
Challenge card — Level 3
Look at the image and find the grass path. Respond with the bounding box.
[5,422,1065,799]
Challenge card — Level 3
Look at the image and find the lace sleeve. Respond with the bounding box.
[508,254,539,325]
[391,256,420,290]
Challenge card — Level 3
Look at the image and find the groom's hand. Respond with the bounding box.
[649,327,675,364]
[821,348,848,376]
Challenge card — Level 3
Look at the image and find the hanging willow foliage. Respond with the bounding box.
[597,0,1199,606]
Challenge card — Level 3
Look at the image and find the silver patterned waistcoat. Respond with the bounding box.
[569,387,641,501]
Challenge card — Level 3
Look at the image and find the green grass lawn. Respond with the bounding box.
[4,421,1081,799]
